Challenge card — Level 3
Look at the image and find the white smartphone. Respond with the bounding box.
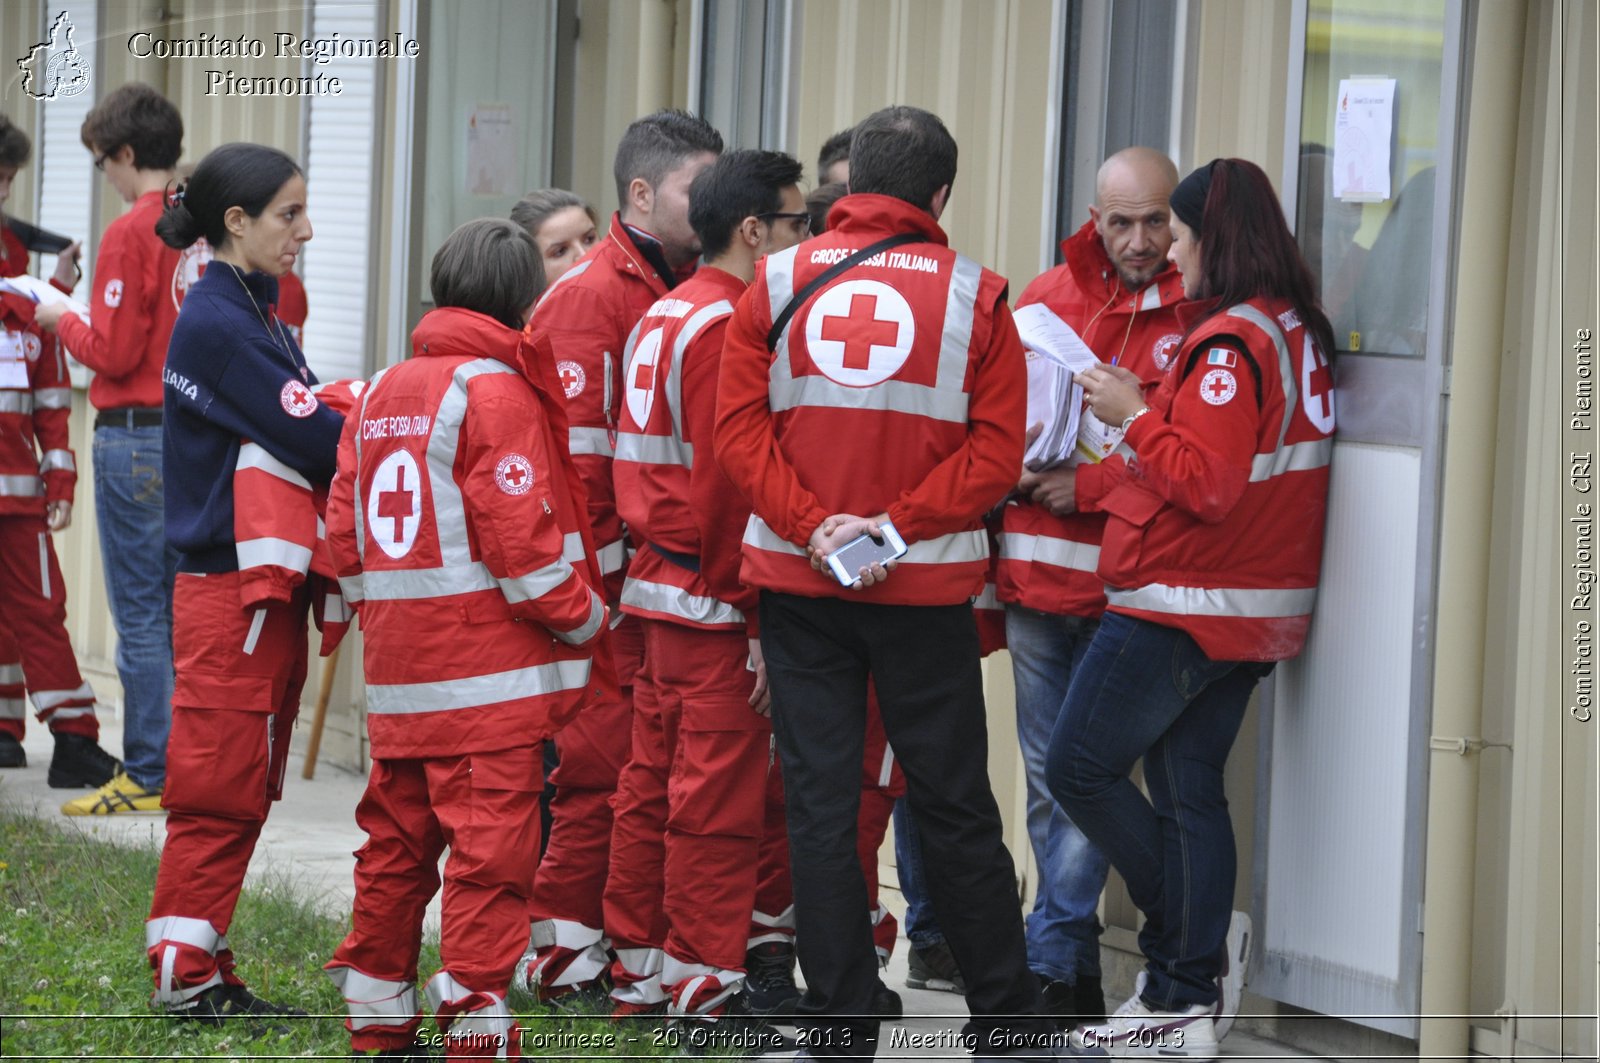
[827,521,908,586]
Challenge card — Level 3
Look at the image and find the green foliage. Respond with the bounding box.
[0,810,691,1060]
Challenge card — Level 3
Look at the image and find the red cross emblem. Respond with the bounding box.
[1300,337,1335,431]
[367,450,422,559]
[804,279,915,387]
[377,464,414,543]
[1199,368,1237,406]
[495,452,534,496]
[624,328,664,430]
[557,360,586,399]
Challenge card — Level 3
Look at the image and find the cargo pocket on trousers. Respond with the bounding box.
[462,747,543,889]
[162,706,275,822]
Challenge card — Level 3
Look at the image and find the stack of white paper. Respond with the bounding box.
[1014,303,1110,470]
[0,275,91,326]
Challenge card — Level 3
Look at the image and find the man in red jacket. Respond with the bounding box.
[522,109,722,1000]
[35,84,198,814]
[714,106,1054,1061]
[604,149,808,1033]
[994,147,1185,1027]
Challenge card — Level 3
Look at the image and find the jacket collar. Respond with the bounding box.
[604,212,677,293]
[825,193,950,246]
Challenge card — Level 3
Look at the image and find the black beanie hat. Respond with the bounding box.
[1170,159,1219,235]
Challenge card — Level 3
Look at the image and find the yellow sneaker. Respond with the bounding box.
[60,771,164,815]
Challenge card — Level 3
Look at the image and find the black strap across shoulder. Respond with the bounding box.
[764,232,926,352]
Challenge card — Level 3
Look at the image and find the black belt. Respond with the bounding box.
[95,407,162,429]
[649,542,701,573]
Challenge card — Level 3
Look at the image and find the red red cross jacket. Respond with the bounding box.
[325,308,615,759]
[714,193,1025,607]
[0,292,73,517]
[614,266,757,635]
[528,213,679,608]
[1085,296,1335,661]
[996,220,1189,618]
[233,378,366,654]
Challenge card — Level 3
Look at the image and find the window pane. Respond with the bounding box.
[1296,0,1448,357]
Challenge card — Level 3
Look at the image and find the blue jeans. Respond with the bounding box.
[1044,611,1264,1011]
[1006,605,1110,984]
[890,797,943,949]
[93,425,177,788]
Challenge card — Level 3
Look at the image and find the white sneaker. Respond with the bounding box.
[1067,995,1219,1060]
[1212,911,1252,1041]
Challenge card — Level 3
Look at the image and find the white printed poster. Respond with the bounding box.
[1332,77,1396,202]
[467,103,516,197]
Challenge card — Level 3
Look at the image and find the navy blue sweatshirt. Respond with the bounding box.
[163,262,343,573]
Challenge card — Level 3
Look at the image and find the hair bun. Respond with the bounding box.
[154,199,202,250]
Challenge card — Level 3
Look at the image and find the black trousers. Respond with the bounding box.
[760,591,1053,1059]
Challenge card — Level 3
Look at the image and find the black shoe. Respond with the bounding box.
[0,733,25,768]
[681,991,796,1056]
[873,982,903,1021]
[745,941,801,1017]
[906,941,966,994]
[1074,974,1105,1027]
[182,983,307,1036]
[1036,972,1106,1031]
[47,732,121,788]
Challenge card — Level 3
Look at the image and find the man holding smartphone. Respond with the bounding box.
[714,106,1054,1061]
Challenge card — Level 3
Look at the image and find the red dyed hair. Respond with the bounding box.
[1191,158,1336,359]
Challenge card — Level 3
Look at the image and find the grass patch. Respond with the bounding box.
[0,806,695,1059]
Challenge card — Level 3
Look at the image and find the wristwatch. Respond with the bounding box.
[1120,407,1149,434]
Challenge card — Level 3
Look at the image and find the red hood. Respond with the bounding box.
[411,306,569,420]
[825,193,950,246]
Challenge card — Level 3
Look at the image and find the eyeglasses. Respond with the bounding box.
[93,149,116,172]
[758,211,815,236]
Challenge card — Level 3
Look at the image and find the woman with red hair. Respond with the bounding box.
[1046,158,1336,1060]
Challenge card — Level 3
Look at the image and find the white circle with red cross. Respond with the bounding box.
[1151,333,1182,371]
[1199,368,1237,406]
[22,334,41,362]
[367,450,423,559]
[1299,336,1336,433]
[280,379,319,417]
[624,327,665,431]
[557,360,586,399]
[172,239,213,310]
[495,453,534,496]
[803,280,916,388]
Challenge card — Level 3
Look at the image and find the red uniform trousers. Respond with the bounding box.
[525,614,640,997]
[603,618,784,1015]
[146,573,306,1007]
[0,515,98,740]
[327,746,541,1059]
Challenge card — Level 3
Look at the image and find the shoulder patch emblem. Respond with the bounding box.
[494,453,533,496]
[557,360,586,399]
[103,279,124,307]
[22,334,42,362]
[280,379,319,418]
[1152,333,1182,370]
[1199,368,1237,406]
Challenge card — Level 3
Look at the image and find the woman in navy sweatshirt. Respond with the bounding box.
[144,142,341,1027]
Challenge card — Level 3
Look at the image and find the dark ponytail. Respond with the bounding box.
[155,142,302,252]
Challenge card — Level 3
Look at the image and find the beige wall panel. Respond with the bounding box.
[1182,0,1289,173]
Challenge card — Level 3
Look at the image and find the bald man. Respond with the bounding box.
[993,146,1189,1030]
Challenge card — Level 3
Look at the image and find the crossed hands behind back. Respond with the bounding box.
[807,512,896,589]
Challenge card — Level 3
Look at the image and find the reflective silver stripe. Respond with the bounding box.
[328,967,419,1029]
[38,531,49,599]
[1107,582,1317,619]
[425,973,513,1043]
[568,425,615,457]
[350,365,395,563]
[1225,303,1297,454]
[33,387,70,409]
[431,360,518,569]
[770,376,971,422]
[537,257,592,304]
[145,915,221,952]
[29,682,94,711]
[237,442,310,489]
[338,573,366,605]
[596,538,626,575]
[1249,437,1333,482]
[529,916,604,951]
[764,245,800,354]
[236,536,314,572]
[241,607,266,655]
[936,255,982,402]
[498,560,582,604]
[972,582,1000,610]
[362,562,500,601]
[39,449,74,472]
[367,657,592,715]
[47,704,94,720]
[0,474,41,496]
[0,391,33,414]
[0,696,24,721]
[664,300,734,436]
[621,576,744,627]
[998,531,1101,573]
[742,514,987,566]
[615,431,692,467]
[553,592,606,645]
[562,531,585,563]
[323,592,352,623]
[0,663,23,685]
